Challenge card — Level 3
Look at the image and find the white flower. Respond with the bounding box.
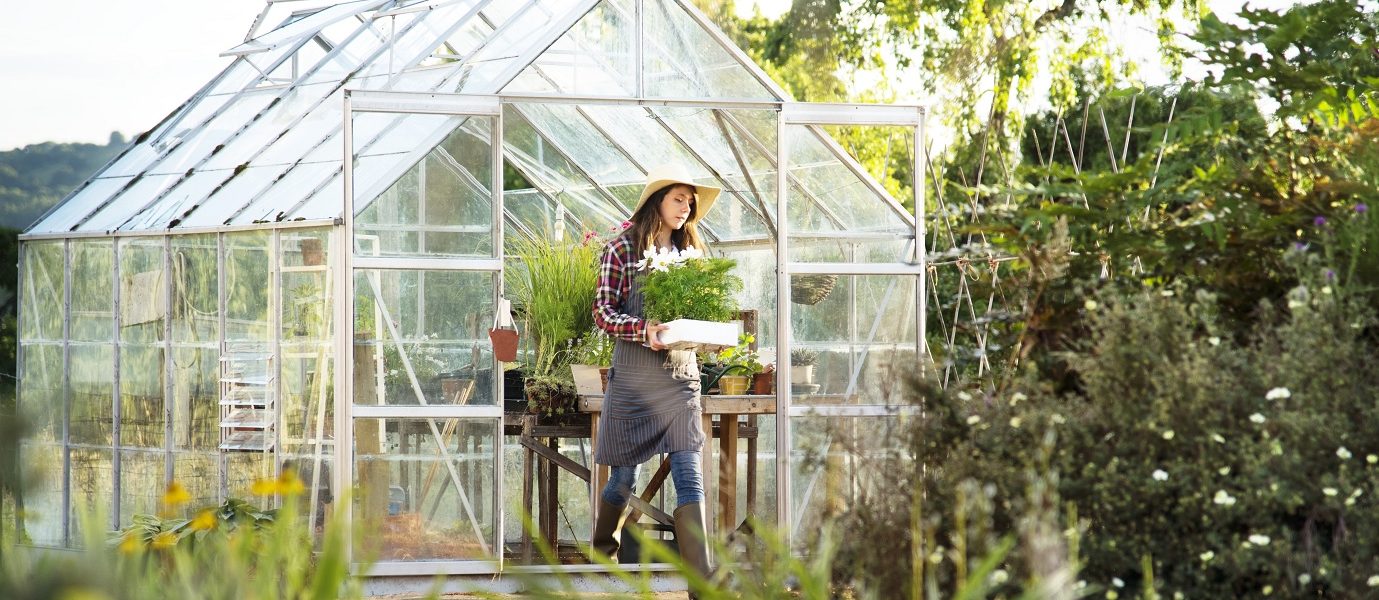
[1010,392,1027,405]
[1338,447,1353,460]
[1084,299,1098,310]
[1160,290,1175,297]
[1218,466,1231,476]
[1199,550,1215,562]
[1249,534,1271,546]
[1208,336,1221,346]
[1298,573,1312,585]
[1324,487,1338,497]
[1263,585,1274,595]
[1213,490,1237,506]
[1010,417,1022,428]
[1162,430,1176,440]
[1369,454,1379,464]
[966,415,981,425]
[1266,387,1291,400]
[1153,469,1168,481]
[1249,413,1266,424]
[957,391,973,401]
[991,569,1009,584]
[1322,286,1333,295]
[1367,575,1379,587]
[1212,433,1227,444]
[1112,577,1125,588]
[1051,413,1066,424]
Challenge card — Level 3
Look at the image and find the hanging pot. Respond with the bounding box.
[488,298,519,362]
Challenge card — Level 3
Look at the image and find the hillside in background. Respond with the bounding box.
[0,132,125,231]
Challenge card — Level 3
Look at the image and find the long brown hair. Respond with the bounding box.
[626,183,708,257]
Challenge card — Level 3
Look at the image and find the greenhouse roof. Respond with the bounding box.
[26,0,914,243]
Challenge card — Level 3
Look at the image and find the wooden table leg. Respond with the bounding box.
[718,414,739,533]
[746,414,757,522]
[590,413,608,526]
[544,437,559,551]
[701,412,715,544]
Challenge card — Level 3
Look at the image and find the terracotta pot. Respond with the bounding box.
[751,371,774,395]
[488,327,519,362]
[600,367,610,391]
[299,238,324,266]
[719,375,750,396]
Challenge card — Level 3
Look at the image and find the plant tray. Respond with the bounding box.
[656,319,740,351]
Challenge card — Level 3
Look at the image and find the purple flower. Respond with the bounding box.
[1357,203,1368,214]
[1293,242,1309,251]
[1327,269,1336,280]
[1314,215,1327,227]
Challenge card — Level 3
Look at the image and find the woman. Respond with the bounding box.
[590,164,720,586]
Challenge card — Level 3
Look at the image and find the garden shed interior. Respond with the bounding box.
[16,0,927,580]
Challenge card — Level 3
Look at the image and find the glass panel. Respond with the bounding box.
[788,275,918,406]
[354,418,498,561]
[784,124,913,241]
[28,176,134,234]
[503,106,625,232]
[353,270,496,406]
[172,235,220,344]
[225,232,273,342]
[355,114,494,258]
[228,451,276,499]
[117,238,166,345]
[20,242,64,342]
[120,344,166,449]
[224,162,342,227]
[69,447,114,545]
[119,450,166,525]
[227,0,390,56]
[500,433,608,565]
[642,0,775,100]
[20,343,63,443]
[581,104,708,179]
[69,344,114,446]
[71,240,115,343]
[280,230,336,491]
[172,346,219,451]
[173,452,221,515]
[789,415,908,551]
[77,174,182,233]
[515,0,635,97]
[511,103,641,187]
[287,171,345,222]
[18,443,64,546]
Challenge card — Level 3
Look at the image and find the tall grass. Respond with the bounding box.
[506,236,601,377]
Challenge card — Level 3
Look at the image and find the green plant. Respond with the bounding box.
[523,373,579,418]
[789,347,818,367]
[564,327,614,367]
[716,333,763,377]
[636,247,743,324]
[507,235,601,377]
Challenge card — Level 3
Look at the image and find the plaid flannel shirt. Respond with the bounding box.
[593,234,645,342]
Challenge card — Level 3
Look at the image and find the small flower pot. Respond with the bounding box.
[790,365,815,385]
[719,375,750,395]
[299,238,324,266]
[751,371,774,395]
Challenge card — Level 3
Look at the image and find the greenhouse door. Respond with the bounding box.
[775,102,926,550]
[339,91,506,574]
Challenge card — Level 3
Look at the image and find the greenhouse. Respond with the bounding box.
[16,0,926,588]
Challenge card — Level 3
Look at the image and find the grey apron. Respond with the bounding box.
[593,274,705,466]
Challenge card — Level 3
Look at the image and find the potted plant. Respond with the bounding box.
[506,233,602,416]
[706,334,763,395]
[566,327,614,395]
[637,247,743,349]
[790,348,818,387]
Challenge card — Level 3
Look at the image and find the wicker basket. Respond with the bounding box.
[790,274,838,305]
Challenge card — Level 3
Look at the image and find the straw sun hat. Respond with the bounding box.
[633,164,722,224]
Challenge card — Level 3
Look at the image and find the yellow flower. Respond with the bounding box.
[161,482,192,508]
[151,531,178,550]
[252,471,307,497]
[190,509,217,531]
[117,534,144,554]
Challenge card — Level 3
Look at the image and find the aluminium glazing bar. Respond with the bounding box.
[671,0,788,101]
[786,405,924,418]
[490,103,505,568]
[61,241,72,543]
[353,257,502,271]
[774,109,791,540]
[351,405,503,418]
[335,91,356,565]
[788,262,924,276]
[916,117,928,359]
[19,219,336,242]
[348,90,501,114]
[163,236,176,497]
[484,0,602,94]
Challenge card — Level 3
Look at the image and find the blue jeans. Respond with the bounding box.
[600,450,704,508]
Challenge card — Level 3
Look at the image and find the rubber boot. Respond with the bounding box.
[590,500,628,560]
[673,502,712,599]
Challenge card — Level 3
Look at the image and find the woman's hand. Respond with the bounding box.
[645,320,670,351]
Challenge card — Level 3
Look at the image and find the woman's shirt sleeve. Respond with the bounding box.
[592,238,644,342]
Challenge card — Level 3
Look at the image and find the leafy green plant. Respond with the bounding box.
[522,373,579,418]
[716,333,763,377]
[563,326,614,367]
[637,248,743,324]
[507,235,601,378]
[789,347,818,367]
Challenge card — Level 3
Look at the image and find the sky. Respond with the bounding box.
[0,0,1285,152]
